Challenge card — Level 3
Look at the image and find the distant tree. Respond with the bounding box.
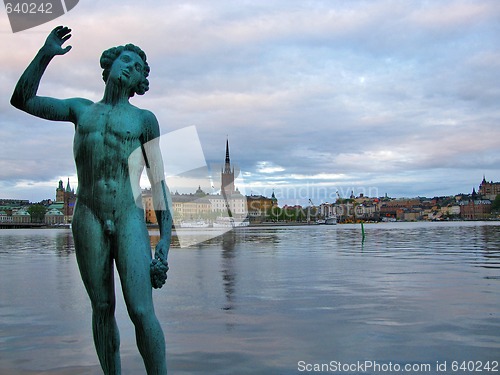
[491,195,500,212]
[28,204,47,223]
[268,206,282,221]
[283,208,297,221]
[296,209,306,222]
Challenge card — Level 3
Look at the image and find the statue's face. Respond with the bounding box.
[108,50,144,90]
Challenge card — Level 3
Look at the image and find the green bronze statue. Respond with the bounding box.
[11,26,172,374]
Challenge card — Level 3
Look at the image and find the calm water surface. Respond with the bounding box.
[0,221,499,374]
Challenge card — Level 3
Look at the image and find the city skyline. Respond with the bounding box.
[1,1,500,205]
[5,172,497,208]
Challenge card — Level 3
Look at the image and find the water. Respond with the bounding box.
[0,222,499,374]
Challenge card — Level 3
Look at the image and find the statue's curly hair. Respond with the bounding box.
[100,44,150,97]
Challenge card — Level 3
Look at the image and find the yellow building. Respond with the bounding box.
[171,188,212,223]
[246,193,277,221]
[142,187,213,225]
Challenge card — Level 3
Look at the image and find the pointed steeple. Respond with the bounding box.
[66,178,72,192]
[224,138,231,174]
[221,137,235,196]
[271,190,278,205]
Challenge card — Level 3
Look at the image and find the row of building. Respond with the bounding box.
[0,199,31,224]
[310,176,499,223]
[142,187,278,225]
[0,180,76,225]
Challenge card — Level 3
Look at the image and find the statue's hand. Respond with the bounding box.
[150,239,169,289]
[43,26,72,56]
[151,258,168,289]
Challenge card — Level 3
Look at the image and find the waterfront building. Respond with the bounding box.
[44,208,65,225]
[0,200,30,222]
[141,188,211,225]
[0,200,30,223]
[0,211,13,223]
[396,208,423,221]
[209,189,247,218]
[12,208,30,223]
[246,194,277,221]
[354,202,380,221]
[319,202,335,219]
[460,199,491,220]
[380,198,421,219]
[171,188,212,223]
[478,175,500,201]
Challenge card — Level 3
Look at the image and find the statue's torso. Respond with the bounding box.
[73,102,145,215]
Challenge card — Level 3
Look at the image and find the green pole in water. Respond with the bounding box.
[361,221,365,241]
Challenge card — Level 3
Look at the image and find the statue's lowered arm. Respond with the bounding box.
[142,111,172,289]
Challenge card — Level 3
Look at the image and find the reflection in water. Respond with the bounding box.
[55,231,74,256]
[221,231,236,312]
[1,222,499,374]
[479,225,500,269]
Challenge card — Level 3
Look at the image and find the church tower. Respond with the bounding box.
[56,180,65,202]
[221,139,235,197]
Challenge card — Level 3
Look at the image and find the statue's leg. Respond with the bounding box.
[115,209,167,375]
[72,203,121,375]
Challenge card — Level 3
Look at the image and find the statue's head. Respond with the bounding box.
[100,44,150,97]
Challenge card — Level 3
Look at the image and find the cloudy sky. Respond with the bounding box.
[1,0,500,206]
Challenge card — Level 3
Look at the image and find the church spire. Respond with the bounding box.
[221,137,235,196]
[224,138,231,173]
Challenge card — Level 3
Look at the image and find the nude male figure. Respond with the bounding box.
[11,26,172,374]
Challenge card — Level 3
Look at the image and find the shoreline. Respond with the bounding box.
[2,218,500,230]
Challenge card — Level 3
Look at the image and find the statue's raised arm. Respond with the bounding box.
[11,26,90,124]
